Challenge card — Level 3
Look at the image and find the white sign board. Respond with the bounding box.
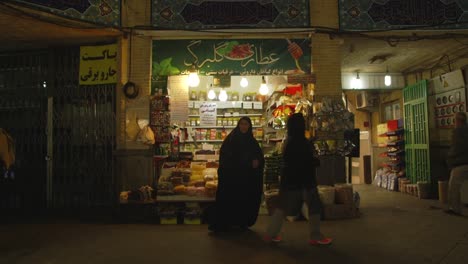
[253,102,263,109]
[243,102,253,109]
[167,75,189,124]
[199,102,217,126]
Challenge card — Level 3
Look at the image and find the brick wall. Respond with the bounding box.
[310,0,339,28]
[310,0,342,97]
[120,0,152,149]
[311,34,342,96]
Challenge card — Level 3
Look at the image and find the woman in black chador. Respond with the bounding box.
[208,116,264,232]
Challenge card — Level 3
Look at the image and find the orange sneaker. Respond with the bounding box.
[309,238,333,245]
[263,235,282,242]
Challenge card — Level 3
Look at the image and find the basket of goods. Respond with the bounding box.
[264,189,280,216]
[205,180,218,197]
[176,160,191,168]
[157,182,174,196]
[334,184,353,204]
[205,161,219,168]
[318,185,335,205]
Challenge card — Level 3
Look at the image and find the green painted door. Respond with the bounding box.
[403,80,431,184]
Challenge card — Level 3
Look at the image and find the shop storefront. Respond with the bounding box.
[119,37,359,223]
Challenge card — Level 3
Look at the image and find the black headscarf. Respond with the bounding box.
[219,116,260,169]
[224,116,254,144]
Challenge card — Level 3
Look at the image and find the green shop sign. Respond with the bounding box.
[152,39,311,78]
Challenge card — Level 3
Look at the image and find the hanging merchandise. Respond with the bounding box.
[137,119,156,145]
[170,125,181,160]
[283,84,302,96]
[150,95,171,143]
[295,98,312,117]
[267,92,297,129]
[311,96,355,156]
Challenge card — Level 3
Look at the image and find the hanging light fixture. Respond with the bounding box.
[350,72,362,89]
[240,77,248,88]
[384,66,392,87]
[207,84,216,100]
[218,89,228,101]
[259,76,268,95]
[187,64,200,87]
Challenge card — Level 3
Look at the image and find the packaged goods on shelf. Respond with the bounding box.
[157,161,219,199]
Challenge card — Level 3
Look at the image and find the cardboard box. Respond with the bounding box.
[322,204,358,220]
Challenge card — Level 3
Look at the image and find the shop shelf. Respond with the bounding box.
[386,140,404,146]
[184,125,263,129]
[383,161,404,168]
[188,113,263,117]
[387,149,405,156]
[378,128,404,137]
[156,195,215,202]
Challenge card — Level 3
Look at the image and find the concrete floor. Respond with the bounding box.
[0,184,467,264]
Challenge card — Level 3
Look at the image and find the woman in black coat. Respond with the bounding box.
[208,116,264,232]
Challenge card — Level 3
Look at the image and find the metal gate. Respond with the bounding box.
[0,52,48,211]
[49,48,116,209]
[0,47,116,212]
[403,80,431,184]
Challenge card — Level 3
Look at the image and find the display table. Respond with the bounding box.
[156,195,215,202]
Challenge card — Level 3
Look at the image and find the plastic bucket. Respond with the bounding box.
[318,185,335,205]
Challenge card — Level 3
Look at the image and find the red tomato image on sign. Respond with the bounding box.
[224,44,254,60]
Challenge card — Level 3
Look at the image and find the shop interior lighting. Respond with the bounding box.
[240,77,249,88]
[187,64,200,87]
[259,76,268,95]
[218,89,228,101]
[384,67,392,87]
[207,84,216,100]
[350,72,362,89]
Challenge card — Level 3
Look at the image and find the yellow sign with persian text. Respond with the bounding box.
[79,44,117,85]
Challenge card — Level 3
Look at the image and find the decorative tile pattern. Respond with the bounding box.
[152,0,309,29]
[340,0,468,31]
[12,0,120,26]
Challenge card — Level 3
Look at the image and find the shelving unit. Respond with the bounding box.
[180,100,266,156]
[374,120,405,191]
[380,128,405,171]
